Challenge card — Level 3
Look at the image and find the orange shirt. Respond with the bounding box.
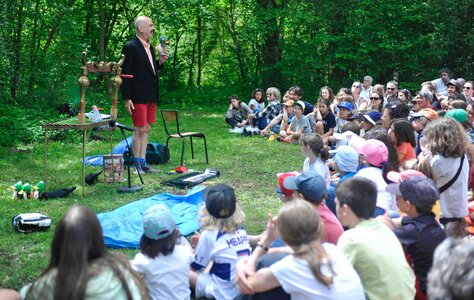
[397,142,416,164]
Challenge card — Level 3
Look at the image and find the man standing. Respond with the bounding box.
[121,16,169,174]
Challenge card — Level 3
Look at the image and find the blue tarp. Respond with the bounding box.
[84,136,133,166]
[97,185,205,249]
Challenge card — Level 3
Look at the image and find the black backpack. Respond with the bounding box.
[146,143,170,165]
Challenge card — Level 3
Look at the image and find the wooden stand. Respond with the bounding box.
[42,52,126,196]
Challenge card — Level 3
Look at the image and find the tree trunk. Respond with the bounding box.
[10,0,24,101]
[196,13,202,87]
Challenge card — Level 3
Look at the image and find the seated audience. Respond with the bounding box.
[335,178,416,300]
[236,199,365,300]
[131,205,193,300]
[428,238,474,300]
[21,205,147,299]
[380,175,446,300]
[190,184,251,300]
[226,95,253,128]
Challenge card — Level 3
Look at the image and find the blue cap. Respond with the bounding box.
[143,205,175,240]
[283,171,326,203]
[363,111,383,125]
[386,176,440,209]
[335,145,359,173]
[338,101,354,111]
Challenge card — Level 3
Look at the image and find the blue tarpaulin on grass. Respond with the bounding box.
[97,185,205,249]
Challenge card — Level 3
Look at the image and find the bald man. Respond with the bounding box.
[121,16,169,174]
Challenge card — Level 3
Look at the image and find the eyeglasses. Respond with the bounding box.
[370,97,380,100]
[464,86,472,90]
[352,85,360,88]
[412,100,424,104]
[387,88,395,90]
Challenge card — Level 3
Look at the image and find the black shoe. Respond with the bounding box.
[142,164,160,173]
[241,129,252,136]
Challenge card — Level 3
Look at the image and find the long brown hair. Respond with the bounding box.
[277,199,335,286]
[26,205,147,300]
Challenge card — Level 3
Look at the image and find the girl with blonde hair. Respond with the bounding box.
[235,199,365,299]
[190,184,251,300]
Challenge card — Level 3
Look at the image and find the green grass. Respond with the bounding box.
[0,105,302,290]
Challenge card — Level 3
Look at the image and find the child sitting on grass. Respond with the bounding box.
[279,100,311,143]
[190,184,251,300]
[380,175,446,300]
[235,199,365,299]
[299,133,331,188]
[335,177,416,300]
[131,204,194,300]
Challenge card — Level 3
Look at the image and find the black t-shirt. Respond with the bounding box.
[322,111,336,133]
[394,213,446,292]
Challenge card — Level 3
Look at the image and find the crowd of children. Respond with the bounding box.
[12,71,474,299]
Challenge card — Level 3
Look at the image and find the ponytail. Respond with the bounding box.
[293,243,335,287]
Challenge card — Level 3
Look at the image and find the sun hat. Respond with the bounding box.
[143,205,175,240]
[363,111,382,125]
[283,99,294,107]
[335,145,359,173]
[337,101,354,111]
[282,171,326,203]
[205,184,237,219]
[446,108,468,123]
[352,139,388,167]
[387,169,425,183]
[386,176,440,209]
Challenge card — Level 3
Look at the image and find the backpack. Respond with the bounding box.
[12,213,51,233]
[146,143,170,165]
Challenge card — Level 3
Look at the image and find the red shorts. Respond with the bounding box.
[132,103,156,127]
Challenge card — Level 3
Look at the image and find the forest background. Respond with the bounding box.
[0,0,473,146]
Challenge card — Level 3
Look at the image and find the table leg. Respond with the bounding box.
[44,130,49,191]
[82,129,86,197]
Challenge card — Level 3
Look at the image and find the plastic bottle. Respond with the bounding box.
[92,105,101,123]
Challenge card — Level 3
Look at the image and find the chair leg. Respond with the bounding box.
[190,136,195,159]
[203,136,209,164]
[180,139,185,166]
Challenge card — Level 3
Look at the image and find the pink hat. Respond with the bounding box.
[387,169,425,183]
[352,139,388,167]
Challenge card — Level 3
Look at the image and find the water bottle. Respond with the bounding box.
[92,105,101,123]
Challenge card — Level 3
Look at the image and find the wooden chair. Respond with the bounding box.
[161,110,209,166]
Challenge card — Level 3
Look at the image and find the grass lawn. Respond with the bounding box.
[0,104,302,290]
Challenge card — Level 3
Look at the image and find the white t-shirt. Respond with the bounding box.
[430,154,469,218]
[355,167,397,213]
[270,243,365,300]
[131,244,194,300]
[303,157,331,188]
[191,228,251,300]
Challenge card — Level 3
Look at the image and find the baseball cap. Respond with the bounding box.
[283,99,294,107]
[337,101,354,111]
[335,145,359,173]
[363,111,382,125]
[293,100,305,111]
[205,184,237,219]
[446,108,468,123]
[387,169,425,183]
[352,139,388,167]
[282,171,326,203]
[410,108,439,121]
[447,79,458,86]
[143,205,176,240]
[276,172,298,198]
[386,176,440,209]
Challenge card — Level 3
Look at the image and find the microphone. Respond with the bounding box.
[109,120,135,131]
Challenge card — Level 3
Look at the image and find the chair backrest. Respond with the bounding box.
[161,110,181,136]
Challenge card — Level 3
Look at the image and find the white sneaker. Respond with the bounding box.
[229,127,244,134]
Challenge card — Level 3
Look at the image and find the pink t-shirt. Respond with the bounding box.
[316,203,344,244]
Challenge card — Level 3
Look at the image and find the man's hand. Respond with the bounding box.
[158,51,169,65]
[124,99,135,115]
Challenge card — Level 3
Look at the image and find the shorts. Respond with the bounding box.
[195,272,217,299]
[132,103,156,127]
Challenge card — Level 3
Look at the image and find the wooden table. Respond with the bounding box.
[42,119,112,196]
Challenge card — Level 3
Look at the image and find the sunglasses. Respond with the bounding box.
[387,88,395,90]
[266,93,273,96]
[370,97,380,100]
[464,86,472,90]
